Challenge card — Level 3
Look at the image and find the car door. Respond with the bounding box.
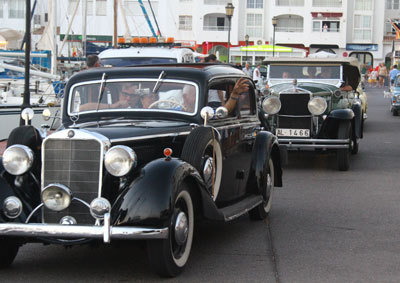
[209,77,259,203]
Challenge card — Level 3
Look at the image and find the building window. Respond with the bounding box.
[247,0,263,8]
[180,0,192,1]
[355,0,372,10]
[9,0,25,19]
[246,13,263,37]
[276,15,304,32]
[275,0,304,6]
[125,0,159,17]
[179,16,192,30]
[354,15,372,40]
[204,0,229,4]
[96,0,107,16]
[204,14,227,31]
[68,0,78,15]
[387,0,400,9]
[0,0,3,18]
[312,0,342,7]
[312,20,340,32]
[87,0,94,16]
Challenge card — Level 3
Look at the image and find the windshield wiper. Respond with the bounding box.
[152,71,166,93]
[96,72,108,112]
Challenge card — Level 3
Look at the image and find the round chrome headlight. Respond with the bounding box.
[2,145,34,175]
[104,145,136,177]
[308,96,327,115]
[262,96,281,115]
[90,197,111,219]
[42,184,72,211]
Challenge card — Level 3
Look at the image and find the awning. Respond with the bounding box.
[311,12,343,18]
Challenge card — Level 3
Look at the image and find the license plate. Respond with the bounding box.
[276,128,310,137]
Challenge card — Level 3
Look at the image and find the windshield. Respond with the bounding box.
[269,65,341,80]
[68,79,198,115]
[101,57,177,67]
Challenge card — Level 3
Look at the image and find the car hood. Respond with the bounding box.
[78,120,192,141]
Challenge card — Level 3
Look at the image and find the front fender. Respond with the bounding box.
[111,157,203,228]
[249,131,283,192]
[328,108,355,120]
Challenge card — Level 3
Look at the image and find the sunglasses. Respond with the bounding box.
[121,91,137,97]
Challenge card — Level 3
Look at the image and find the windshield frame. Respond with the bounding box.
[67,78,199,117]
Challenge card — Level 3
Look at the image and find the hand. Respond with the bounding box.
[231,78,250,98]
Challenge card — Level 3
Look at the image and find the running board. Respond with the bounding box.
[219,195,263,222]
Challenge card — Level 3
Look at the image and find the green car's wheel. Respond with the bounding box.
[337,120,351,171]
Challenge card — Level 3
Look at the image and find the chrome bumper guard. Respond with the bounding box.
[278,138,350,149]
[0,213,168,243]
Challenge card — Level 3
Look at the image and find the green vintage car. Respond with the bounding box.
[259,57,367,171]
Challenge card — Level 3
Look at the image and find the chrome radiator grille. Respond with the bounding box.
[42,138,102,224]
[278,92,312,130]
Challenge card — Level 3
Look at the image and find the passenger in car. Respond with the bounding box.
[182,85,196,112]
[224,78,250,114]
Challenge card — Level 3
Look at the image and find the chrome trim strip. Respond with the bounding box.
[103,212,111,243]
[0,223,169,242]
[224,198,263,222]
[279,138,349,144]
[279,114,312,118]
[282,144,349,149]
[110,131,191,143]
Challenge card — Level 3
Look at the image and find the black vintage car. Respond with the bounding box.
[260,57,366,171]
[0,64,283,277]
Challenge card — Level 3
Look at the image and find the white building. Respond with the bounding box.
[0,0,399,67]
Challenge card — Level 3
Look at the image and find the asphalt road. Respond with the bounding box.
[2,86,400,283]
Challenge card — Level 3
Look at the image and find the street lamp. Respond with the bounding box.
[225,3,235,63]
[272,17,278,57]
[245,34,249,63]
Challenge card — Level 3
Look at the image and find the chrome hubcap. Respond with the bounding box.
[174,211,189,245]
[203,157,214,184]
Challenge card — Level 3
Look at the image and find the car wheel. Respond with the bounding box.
[181,127,222,200]
[147,183,194,277]
[0,237,19,269]
[393,109,398,116]
[337,121,351,171]
[351,137,359,155]
[249,158,274,220]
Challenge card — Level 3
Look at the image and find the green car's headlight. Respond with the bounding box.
[262,96,281,115]
[104,145,137,177]
[308,97,327,115]
[2,145,34,175]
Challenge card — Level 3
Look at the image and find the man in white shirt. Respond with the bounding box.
[242,62,252,77]
[253,64,261,83]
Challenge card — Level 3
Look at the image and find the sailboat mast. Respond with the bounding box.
[21,0,32,126]
[113,0,118,48]
[51,0,57,75]
[82,0,88,58]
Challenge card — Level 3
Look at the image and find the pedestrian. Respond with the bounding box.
[390,64,400,86]
[323,24,328,32]
[253,64,261,84]
[369,68,378,88]
[378,63,388,88]
[87,54,101,68]
[206,54,217,63]
[242,62,252,77]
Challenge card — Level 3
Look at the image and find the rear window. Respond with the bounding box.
[101,57,177,67]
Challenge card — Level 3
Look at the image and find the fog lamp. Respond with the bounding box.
[42,184,72,211]
[90,198,111,219]
[3,196,23,219]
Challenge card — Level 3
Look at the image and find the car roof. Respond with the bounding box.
[262,56,360,67]
[99,47,193,59]
[66,64,246,87]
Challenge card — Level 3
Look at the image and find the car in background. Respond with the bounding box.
[99,46,195,67]
[389,73,400,116]
[260,57,367,171]
[0,64,283,277]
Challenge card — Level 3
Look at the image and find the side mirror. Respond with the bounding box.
[21,108,34,125]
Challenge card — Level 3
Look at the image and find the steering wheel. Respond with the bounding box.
[148,99,186,110]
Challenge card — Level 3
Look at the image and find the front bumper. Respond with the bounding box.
[0,213,168,243]
[278,138,350,149]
